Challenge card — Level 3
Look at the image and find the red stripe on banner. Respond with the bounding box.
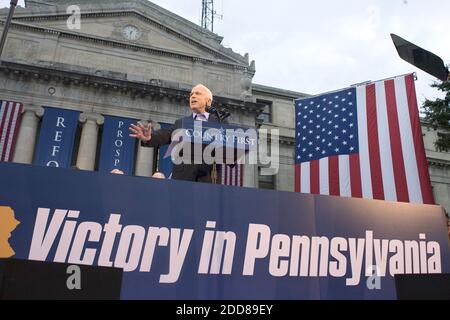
[385,80,409,203]
[3,103,14,161]
[235,164,238,186]
[9,103,23,162]
[310,160,320,194]
[295,164,301,193]
[230,166,234,185]
[4,102,18,161]
[224,165,228,185]
[5,103,20,161]
[366,84,385,200]
[349,154,362,198]
[1,102,14,161]
[328,156,340,196]
[0,102,7,160]
[222,165,227,185]
[405,75,435,204]
[240,164,244,187]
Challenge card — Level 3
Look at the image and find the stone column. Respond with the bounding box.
[134,121,160,177]
[76,112,104,171]
[243,163,258,188]
[243,144,258,188]
[13,104,45,164]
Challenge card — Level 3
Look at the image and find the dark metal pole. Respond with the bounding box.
[0,0,19,61]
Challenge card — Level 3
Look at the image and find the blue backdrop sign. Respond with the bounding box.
[1,162,449,300]
[99,116,137,175]
[33,107,79,168]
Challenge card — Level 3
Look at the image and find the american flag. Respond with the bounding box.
[294,74,434,204]
[221,164,244,186]
[0,101,23,162]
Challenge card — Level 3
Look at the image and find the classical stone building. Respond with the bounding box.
[422,125,450,212]
[1,0,449,212]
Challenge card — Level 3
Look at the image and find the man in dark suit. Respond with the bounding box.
[129,84,224,183]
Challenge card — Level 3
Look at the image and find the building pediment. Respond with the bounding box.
[4,0,251,67]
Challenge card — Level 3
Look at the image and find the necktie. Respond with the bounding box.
[195,114,206,121]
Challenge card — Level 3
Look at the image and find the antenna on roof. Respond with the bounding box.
[201,0,222,32]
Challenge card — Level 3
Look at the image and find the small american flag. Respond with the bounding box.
[221,164,244,187]
[0,101,23,162]
[294,74,434,204]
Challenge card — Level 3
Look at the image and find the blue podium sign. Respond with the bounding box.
[179,119,257,151]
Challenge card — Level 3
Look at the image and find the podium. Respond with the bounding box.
[161,119,257,182]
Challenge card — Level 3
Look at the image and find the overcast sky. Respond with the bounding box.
[2,0,449,103]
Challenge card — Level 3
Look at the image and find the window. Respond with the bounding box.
[256,99,273,123]
[258,167,275,190]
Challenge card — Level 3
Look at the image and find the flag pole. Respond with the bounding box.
[0,0,19,62]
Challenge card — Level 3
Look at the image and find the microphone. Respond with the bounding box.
[221,110,231,121]
[206,105,230,123]
[206,105,220,121]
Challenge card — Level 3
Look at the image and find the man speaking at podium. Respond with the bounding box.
[129,84,225,183]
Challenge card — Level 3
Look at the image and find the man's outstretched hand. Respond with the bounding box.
[129,122,152,142]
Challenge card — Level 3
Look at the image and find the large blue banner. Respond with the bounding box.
[33,107,79,168]
[1,162,449,300]
[99,116,137,175]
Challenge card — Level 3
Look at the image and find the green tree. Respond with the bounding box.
[422,79,450,152]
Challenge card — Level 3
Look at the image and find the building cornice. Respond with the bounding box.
[428,158,450,168]
[253,83,310,100]
[275,135,295,146]
[0,60,263,116]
